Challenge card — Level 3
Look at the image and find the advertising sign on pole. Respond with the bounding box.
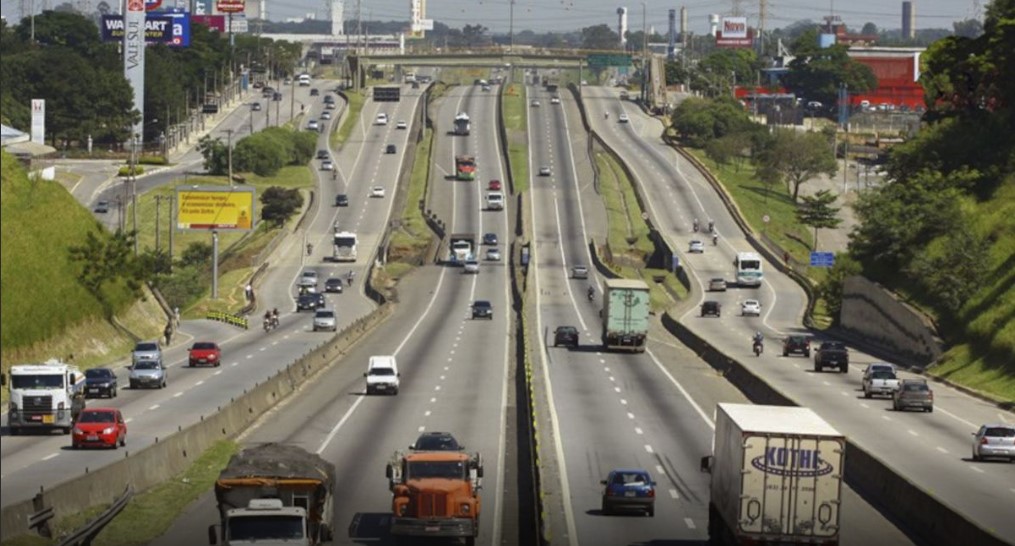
[101,14,189,46]
[175,187,256,231]
[124,0,146,141]
[192,14,226,32]
[216,0,246,13]
[145,0,163,11]
[716,16,753,47]
[31,99,45,145]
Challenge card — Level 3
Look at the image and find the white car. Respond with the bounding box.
[463,260,480,274]
[375,113,388,125]
[539,166,551,176]
[618,113,630,123]
[971,424,1015,462]
[486,248,501,261]
[312,308,337,332]
[325,102,336,110]
[530,99,541,107]
[320,160,334,171]
[396,120,407,130]
[370,187,386,198]
[307,119,319,131]
[321,111,332,120]
[688,240,705,253]
[741,299,762,317]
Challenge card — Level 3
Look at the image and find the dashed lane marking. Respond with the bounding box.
[620,399,628,405]
[214,370,222,376]
[627,413,635,420]
[908,429,918,436]
[635,427,644,435]
[174,392,183,398]
[430,397,437,403]
[971,467,984,474]
[424,411,431,417]
[418,426,425,432]
[195,380,204,386]
[614,387,621,393]
[42,453,59,461]
[685,518,697,529]
[936,446,948,454]
[644,445,654,454]
[669,489,679,499]
[148,404,159,410]
[656,465,666,475]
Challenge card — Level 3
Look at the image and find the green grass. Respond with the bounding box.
[501,83,530,193]
[387,127,435,276]
[0,441,238,546]
[332,90,365,149]
[0,151,138,357]
[596,151,654,262]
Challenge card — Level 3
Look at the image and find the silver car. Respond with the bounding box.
[313,308,337,332]
[972,424,1015,462]
[129,360,167,389]
[571,265,589,279]
[131,341,162,366]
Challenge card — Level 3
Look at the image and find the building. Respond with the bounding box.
[902,1,915,40]
[847,47,925,109]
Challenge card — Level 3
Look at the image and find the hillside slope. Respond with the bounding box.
[0,151,141,361]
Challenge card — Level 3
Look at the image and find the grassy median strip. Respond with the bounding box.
[332,90,365,149]
[1,441,238,546]
[386,127,436,280]
[502,84,530,194]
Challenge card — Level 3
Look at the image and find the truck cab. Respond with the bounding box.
[211,499,312,545]
[387,450,483,545]
[4,359,85,435]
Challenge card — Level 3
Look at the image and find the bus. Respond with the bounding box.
[734,251,763,287]
[333,231,358,262]
[455,155,476,181]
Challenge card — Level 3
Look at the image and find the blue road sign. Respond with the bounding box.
[810,251,835,267]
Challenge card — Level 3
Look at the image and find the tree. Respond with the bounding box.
[795,189,842,250]
[670,97,754,147]
[581,24,620,50]
[179,242,213,267]
[815,253,862,322]
[260,187,304,227]
[197,135,228,175]
[756,129,837,202]
[781,30,878,107]
[952,19,984,39]
[68,229,145,316]
[861,22,879,35]
[907,221,991,315]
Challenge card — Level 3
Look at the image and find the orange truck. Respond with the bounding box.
[386,448,484,545]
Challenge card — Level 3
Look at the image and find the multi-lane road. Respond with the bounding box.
[3,71,1011,546]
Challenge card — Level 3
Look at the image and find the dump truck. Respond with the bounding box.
[209,443,335,546]
[453,112,471,136]
[700,404,845,546]
[3,359,85,435]
[448,233,476,265]
[386,448,483,545]
[455,155,476,181]
[601,278,650,352]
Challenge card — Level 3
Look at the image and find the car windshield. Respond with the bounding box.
[903,384,928,392]
[407,460,467,480]
[316,311,335,318]
[612,472,649,486]
[228,515,305,540]
[135,343,158,352]
[85,369,113,379]
[475,301,491,308]
[871,370,895,380]
[369,368,395,377]
[134,361,160,370]
[78,411,115,423]
[192,342,216,350]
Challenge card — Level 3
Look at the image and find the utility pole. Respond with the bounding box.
[509,0,515,51]
[641,2,648,106]
[130,133,139,255]
[225,129,234,187]
[154,195,162,253]
[168,194,175,271]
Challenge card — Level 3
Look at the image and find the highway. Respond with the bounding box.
[580,85,1015,543]
[0,81,422,509]
[154,81,518,546]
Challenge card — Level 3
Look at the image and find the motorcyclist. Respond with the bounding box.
[752,331,764,352]
[712,232,719,246]
[264,310,273,330]
[306,243,313,256]
[587,285,595,300]
[708,219,715,233]
[271,308,280,327]
[693,218,700,232]
[347,270,355,286]
[604,111,609,120]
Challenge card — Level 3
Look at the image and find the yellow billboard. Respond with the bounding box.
[176,187,255,231]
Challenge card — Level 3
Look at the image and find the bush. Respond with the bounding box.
[260,186,303,226]
[155,265,206,310]
[179,242,213,268]
[138,155,167,165]
[117,165,145,176]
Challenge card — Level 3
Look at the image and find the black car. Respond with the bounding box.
[701,301,721,317]
[251,102,262,112]
[297,293,324,311]
[483,233,498,245]
[782,335,811,357]
[309,88,319,96]
[324,278,344,293]
[273,91,283,101]
[316,149,329,159]
[323,94,335,104]
[93,201,110,214]
[385,144,397,154]
[411,431,463,451]
[335,194,349,207]
[84,368,118,398]
[553,326,579,348]
[472,300,493,320]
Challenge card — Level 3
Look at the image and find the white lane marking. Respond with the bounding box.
[42,453,59,461]
[424,411,431,417]
[655,465,666,475]
[214,370,222,375]
[434,385,441,391]
[418,426,425,432]
[195,380,204,386]
[259,347,266,352]
[232,362,238,367]
[608,376,616,382]
[174,392,183,398]
[669,489,680,499]
[644,445,654,454]
[971,467,984,474]
[430,397,437,403]
[549,196,587,331]
[635,427,644,435]
[272,341,278,346]
[860,403,870,409]
[685,518,697,529]
[149,405,160,410]
[840,391,849,396]
[823,381,831,386]
[908,429,918,436]
[935,406,980,429]
[124,418,133,423]
[936,446,948,454]
[614,387,621,393]
[627,412,635,420]
[881,415,892,421]
[245,355,253,359]
[646,349,715,429]
[620,399,628,405]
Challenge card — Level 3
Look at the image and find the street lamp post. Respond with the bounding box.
[225,129,234,187]
[641,2,648,105]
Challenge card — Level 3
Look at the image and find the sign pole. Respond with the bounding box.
[211,229,219,299]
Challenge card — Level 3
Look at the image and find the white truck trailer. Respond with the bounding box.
[700,403,845,545]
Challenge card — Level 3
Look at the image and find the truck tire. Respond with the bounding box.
[9,426,19,436]
[63,427,71,435]
[864,390,871,398]
[840,364,848,373]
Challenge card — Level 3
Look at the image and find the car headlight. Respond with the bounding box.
[461,503,470,514]
[74,427,84,435]
[208,354,217,360]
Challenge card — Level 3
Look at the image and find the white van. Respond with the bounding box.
[364,356,400,395]
[298,74,311,87]
[375,113,388,126]
[486,191,504,211]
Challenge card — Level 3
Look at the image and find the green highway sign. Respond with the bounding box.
[587,54,633,67]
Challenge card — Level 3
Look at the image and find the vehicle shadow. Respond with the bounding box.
[347,512,397,544]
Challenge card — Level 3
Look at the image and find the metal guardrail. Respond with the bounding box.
[57,486,133,546]
[27,505,53,536]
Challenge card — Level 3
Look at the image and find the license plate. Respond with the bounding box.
[87,435,98,441]
[42,415,54,424]
[88,388,100,393]
[625,491,637,497]
[424,526,440,532]
[376,385,387,390]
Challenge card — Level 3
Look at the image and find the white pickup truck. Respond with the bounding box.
[862,363,901,398]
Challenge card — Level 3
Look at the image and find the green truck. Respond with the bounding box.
[601,278,650,352]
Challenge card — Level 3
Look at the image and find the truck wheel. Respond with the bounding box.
[647,506,655,517]
[783,351,789,357]
[840,364,848,373]
[864,391,870,399]
[63,427,71,435]
[464,537,475,546]
[9,427,19,436]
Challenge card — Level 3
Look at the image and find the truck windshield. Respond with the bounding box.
[228,515,305,540]
[407,461,467,480]
[11,375,64,389]
[335,236,356,247]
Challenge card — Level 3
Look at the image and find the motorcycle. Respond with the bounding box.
[271,315,280,329]
[306,243,313,256]
[263,318,273,332]
[753,340,763,357]
[712,234,719,246]
[587,289,595,302]
[693,220,700,233]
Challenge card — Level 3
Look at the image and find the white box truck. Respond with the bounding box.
[700,404,845,545]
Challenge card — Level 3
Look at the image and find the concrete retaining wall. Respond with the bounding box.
[840,275,941,367]
[0,303,394,541]
[659,311,1010,546]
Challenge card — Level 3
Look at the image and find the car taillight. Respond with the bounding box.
[980,437,989,445]
[647,489,655,498]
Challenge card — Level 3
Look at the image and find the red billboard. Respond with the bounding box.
[216,0,246,13]
[192,14,226,32]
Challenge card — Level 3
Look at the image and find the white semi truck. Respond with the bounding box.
[3,359,86,435]
[332,231,358,262]
[700,403,845,545]
[448,233,476,265]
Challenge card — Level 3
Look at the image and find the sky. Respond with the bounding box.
[0,0,981,36]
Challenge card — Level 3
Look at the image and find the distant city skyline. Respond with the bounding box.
[0,0,982,36]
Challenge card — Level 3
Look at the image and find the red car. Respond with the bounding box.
[488,179,502,191]
[72,408,126,449]
[189,341,222,367]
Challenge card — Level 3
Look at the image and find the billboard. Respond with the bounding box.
[31,99,44,145]
[216,0,245,13]
[716,16,752,47]
[176,187,256,231]
[192,14,226,32]
[124,0,145,140]
[101,13,190,46]
[373,87,401,102]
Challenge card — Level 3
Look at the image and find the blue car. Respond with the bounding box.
[600,469,655,516]
[483,232,498,245]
